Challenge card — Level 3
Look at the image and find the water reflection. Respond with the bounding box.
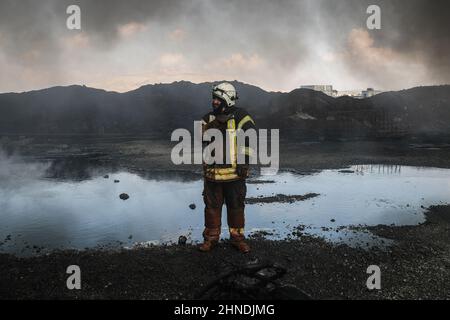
[353,164,402,175]
[1,164,450,256]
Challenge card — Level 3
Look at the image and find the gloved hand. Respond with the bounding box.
[205,118,227,131]
[236,164,249,179]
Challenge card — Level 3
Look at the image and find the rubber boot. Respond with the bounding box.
[199,208,221,252]
[199,228,220,252]
[228,208,250,253]
[229,228,250,253]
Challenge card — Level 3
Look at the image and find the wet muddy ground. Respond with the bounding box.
[245,193,319,204]
[0,136,449,299]
[0,205,448,300]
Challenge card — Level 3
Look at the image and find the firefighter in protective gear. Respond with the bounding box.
[199,82,256,253]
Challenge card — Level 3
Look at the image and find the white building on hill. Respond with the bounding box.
[301,85,383,99]
[300,85,338,97]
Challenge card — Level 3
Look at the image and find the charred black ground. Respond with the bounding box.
[0,204,448,300]
[0,138,449,299]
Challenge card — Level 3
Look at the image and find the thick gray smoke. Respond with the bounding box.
[0,0,448,92]
[0,148,50,187]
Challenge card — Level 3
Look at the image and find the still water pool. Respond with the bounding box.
[1,165,449,255]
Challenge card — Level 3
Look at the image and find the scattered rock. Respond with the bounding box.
[189,203,196,210]
[330,219,336,223]
[178,236,187,245]
[128,235,133,240]
[249,230,274,239]
[114,180,120,183]
[119,193,129,200]
[195,261,311,300]
[104,175,109,179]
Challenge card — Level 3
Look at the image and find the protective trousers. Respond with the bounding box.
[202,179,246,242]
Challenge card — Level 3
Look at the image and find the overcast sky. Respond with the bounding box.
[0,0,449,93]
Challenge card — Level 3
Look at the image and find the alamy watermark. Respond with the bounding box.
[66,265,81,290]
[366,5,381,30]
[66,5,81,30]
[170,122,279,175]
[366,265,381,290]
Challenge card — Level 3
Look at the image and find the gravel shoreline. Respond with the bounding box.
[0,205,449,300]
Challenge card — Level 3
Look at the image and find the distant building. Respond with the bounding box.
[336,88,383,99]
[335,90,363,98]
[301,85,337,97]
[301,85,383,99]
[361,88,382,98]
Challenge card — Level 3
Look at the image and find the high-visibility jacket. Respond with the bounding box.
[201,107,256,182]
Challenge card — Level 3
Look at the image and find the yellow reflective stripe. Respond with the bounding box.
[210,174,239,181]
[239,146,254,156]
[205,166,239,181]
[237,115,255,129]
[227,119,237,166]
[207,167,236,174]
[205,172,239,180]
[229,228,245,235]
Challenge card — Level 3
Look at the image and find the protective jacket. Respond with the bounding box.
[201,107,256,181]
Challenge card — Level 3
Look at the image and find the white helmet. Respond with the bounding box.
[212,82,238,107]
